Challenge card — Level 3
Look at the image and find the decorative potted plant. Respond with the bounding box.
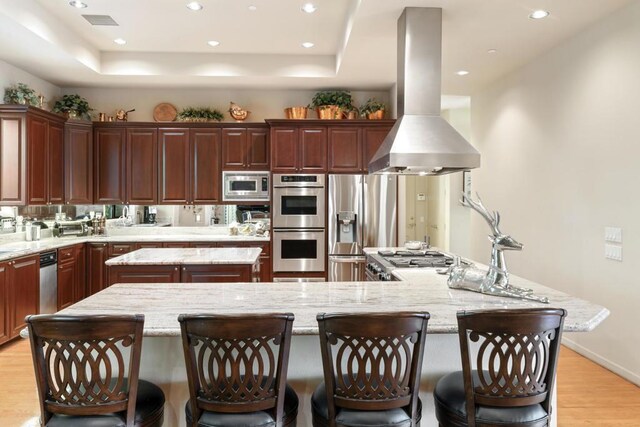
[343,104,359,120]
[177,107,224,122]
[3,83,39,106]
[360,98,386,120]
[310,90,353,119]
[52,94,93,120]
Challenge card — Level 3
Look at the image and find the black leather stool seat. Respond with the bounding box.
[46,379,165,427]
[311,381,422,427]
[434,371,548,426]
[185,384,299,427]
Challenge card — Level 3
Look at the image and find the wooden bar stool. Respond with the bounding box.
[26,314,165,427]
[434,308,567,427]
[312,312,430,427]
[178,313,298,427]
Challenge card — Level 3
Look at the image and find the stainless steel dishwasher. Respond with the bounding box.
[39,251,57,314]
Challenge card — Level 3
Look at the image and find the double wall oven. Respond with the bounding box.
[272,174,326,276]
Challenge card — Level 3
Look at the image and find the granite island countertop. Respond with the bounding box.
[105,247,262,266]
[58,274,609,336]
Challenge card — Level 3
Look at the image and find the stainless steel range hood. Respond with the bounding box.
[368,8,480,175]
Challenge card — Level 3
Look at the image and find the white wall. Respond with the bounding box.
[0,59,61,106]
[61,87,390,122]
[470,1,640,385]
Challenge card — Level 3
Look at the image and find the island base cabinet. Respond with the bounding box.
[108,265,180,287]
[181,264,255,283]
[87,243,108,296]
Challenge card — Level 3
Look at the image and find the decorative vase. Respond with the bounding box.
[66,111,78,120]
[284,106,308,119]
[316,106,343,120]
[366,110,385,120]
[344,111,358,120]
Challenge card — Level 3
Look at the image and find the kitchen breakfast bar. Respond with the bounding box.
[57,260,609,427]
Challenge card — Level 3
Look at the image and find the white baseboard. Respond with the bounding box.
[563,338,640,387]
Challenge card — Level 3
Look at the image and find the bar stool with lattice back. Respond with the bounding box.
[26,314,165,427]
[434,308,567,427]
[312,312,430,427]
[178,313,298,427]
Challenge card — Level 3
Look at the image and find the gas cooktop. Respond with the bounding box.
[377,250,454,268]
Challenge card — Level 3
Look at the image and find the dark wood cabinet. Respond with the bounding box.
[87,243,108,296]
[328,127,362,173]
[48,122,65,204]
[107,263,256,285]
[75,244,86,303]
[222,126,269,170]
[217,242,270,282]
[181,265,253,283]
[158,128,190,204]
[108,243,136,258]
[0,263,8,345]
[108,265,180,287]
[270,126,327,173]
[57,244,85,310]
[94,128,126,203]
[299,128,327,172]
[363,125,393,167]
[126,128,157,204]
[64,121,93,204]
[7,254,39,338]
[0,113,26,205]
[270,128,298,172]
[191,129,221,203]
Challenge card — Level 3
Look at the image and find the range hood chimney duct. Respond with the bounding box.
[368,7,480,175]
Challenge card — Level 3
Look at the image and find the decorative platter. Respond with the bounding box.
[153,103,177,122]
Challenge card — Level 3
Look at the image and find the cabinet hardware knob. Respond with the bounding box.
[182,267,186,271]
[174,267,178,271]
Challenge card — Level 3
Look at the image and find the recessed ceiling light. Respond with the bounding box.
[301,3,317,13]
[487,49,497,54]
[248,5,257,11]
[456,70,469,76]
[302,42,315,48]
[113,38,126,45]
[207,40,220,47]
[186,2,203,11]
[529,10,550,19]
[69,1,87,8]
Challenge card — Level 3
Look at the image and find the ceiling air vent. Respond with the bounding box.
[82,15,119,26]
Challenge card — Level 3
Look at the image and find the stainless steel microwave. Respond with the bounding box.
[222,171,270,202]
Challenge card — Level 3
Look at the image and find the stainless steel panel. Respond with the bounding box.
[39,264,57,314]
[364,175,397,248]
[272,277,326,283]
[273,173,325,188]
[273,228,325,272]
[272,186,325,228]
[328,175,363,255]
[329,256,366,282]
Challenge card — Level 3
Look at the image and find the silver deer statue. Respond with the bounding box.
[447,192,549,304]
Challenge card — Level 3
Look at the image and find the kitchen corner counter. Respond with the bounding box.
[105,248,262,266]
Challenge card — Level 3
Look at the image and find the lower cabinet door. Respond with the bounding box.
[0,263,8,345]
[57,260,76,311]
[181,265,253,283]
[8,254,39,338]
[87,243,108,296]
[259,256,271,282]
[108,265,180,287]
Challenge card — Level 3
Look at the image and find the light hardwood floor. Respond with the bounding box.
[1,340,638,426]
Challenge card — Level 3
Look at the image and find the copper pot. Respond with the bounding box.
[366,110,385,120]
[344,110,359,120]
[285,106,308,119]
[316,106,343,120]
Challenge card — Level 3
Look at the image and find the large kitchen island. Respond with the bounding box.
[58,258,608,427]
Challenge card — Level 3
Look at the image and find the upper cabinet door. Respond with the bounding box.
[26,115,48,205]
[299,127,327,172]
[48,122,65,204]
[246,128,269,170]
[270,127,298,172]
[64,123,93,205]
[363,126,393,169]
[328,127,362,173]
[0,115,26,205]
[221,128,247,170]
[158,128,190,204]
[126,128,158,204]
[0,262,7,345]
[94,128,126,204]
[191,128,221,204]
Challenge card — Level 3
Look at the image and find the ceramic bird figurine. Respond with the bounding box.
[228,102,250,121]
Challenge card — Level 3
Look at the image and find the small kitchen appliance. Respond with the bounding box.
[143,206,157,224]
[223,171,270,202]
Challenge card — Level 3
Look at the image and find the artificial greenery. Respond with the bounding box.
[310,90,353,109]
[52,94,93,119]
[359,98,386,115]
[177,107,224,122]
[3,83,39,106]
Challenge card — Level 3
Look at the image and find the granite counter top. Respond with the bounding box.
[0,233,269,262]
[105,248,262,266]
[58,275,609,336]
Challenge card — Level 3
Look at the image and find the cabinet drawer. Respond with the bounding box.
[57,247,76,263]
[109,243,136,257]
[136,242,163,249]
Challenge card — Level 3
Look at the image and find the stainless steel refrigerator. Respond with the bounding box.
[328,174,397,281]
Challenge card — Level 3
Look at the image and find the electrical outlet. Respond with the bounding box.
[605,227,622,243]
[605,244,622,261]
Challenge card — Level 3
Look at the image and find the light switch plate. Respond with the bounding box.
[605,244,622,261]
[605,227,622,243]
